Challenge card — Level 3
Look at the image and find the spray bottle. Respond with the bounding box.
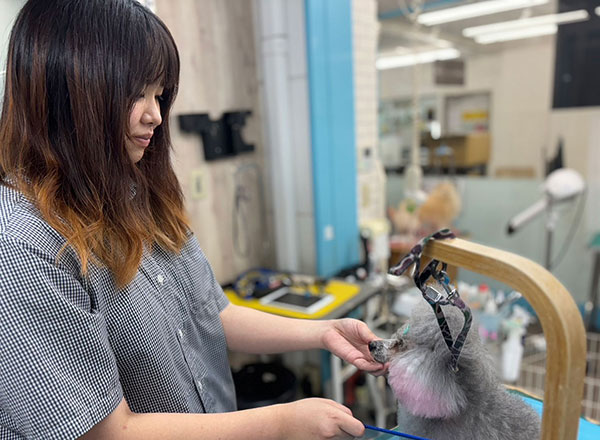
[501,305,530,383]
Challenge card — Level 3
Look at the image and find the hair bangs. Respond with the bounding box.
[128,5,179,106]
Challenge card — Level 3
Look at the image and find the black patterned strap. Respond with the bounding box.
[388,229,472,372]
[389,229,456,278]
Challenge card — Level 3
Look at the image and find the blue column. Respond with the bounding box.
[305,0,359,277]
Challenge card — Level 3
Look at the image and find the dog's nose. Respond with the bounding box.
[368,341,377,352]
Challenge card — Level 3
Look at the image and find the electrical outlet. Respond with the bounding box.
[190,169,206,200]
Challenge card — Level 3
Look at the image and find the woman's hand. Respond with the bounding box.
[276,398,365,439]
[322,318,388,376]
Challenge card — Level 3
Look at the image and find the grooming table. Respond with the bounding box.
[367,238,589,440]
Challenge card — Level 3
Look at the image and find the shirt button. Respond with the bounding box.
[196,380,203,392]
[177,329,184,338]
[157,274,165,285]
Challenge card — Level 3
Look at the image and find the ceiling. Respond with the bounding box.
[377,0,559,56]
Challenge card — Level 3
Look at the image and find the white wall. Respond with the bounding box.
[0,0,24,66]
[0,0,26,101]
[157,0,274,283]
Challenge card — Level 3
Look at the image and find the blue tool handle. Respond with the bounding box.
[363,424,431,440]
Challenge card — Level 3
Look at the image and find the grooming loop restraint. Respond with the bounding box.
[389,229,473,372]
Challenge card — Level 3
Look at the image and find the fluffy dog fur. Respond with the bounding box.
[369,301,540,440]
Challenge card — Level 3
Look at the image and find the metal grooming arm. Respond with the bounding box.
[423,238,586,440]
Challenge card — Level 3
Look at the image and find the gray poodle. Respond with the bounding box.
[369,301,540,440]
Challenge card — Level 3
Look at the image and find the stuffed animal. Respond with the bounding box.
[417,181,461,232]
[389,181,461,236]
[388,199,420,236]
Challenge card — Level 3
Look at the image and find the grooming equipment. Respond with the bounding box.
[389,229,472,371]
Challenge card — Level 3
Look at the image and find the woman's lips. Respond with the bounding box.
[133,136,151,148]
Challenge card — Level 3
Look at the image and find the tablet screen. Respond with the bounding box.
[271,292,323,307]
[259,288,334,314]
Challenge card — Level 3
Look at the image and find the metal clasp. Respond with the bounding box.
[424,285,445,303]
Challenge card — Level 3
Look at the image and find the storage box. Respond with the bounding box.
[425,132,490,167]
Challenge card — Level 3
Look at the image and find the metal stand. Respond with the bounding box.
[586,251,600,332]
[544,199,556,270]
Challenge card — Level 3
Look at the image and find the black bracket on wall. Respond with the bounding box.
[178,110,254,161]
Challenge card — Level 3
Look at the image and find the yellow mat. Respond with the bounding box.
[224,279,360,319]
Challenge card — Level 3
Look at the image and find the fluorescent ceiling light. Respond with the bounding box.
[463,10,589,37]
[418,0,548,26]
[596,6,600,16]
[376,48,460,70]
[474,23,557,44]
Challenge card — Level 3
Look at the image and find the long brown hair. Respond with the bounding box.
[0,0,189,287]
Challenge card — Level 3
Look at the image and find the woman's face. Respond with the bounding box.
[127,83,164,163]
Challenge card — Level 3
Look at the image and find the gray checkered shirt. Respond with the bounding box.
[0,183,236,439]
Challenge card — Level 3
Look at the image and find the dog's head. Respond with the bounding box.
[369,300,494,420]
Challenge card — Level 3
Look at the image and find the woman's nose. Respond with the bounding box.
[143,100,162,127]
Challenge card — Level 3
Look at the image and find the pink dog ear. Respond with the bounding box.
[387,359,467,419]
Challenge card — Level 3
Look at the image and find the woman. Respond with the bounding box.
[0,1,385,439]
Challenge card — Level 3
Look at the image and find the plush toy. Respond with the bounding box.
[389,181,461,236]
[388,199,420,236]
[417,181,461,232]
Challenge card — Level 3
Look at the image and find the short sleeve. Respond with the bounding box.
[211,271,230,312]
[183,236,229,313]
[0,237,123,439]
